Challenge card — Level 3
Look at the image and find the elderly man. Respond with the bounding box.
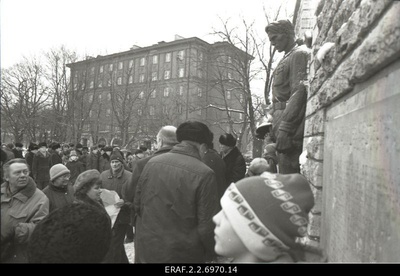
[134,121,218,263]
[43,164,75,213]
[100,151,132,263]
[1,159,49,263]
[265,19,310,174]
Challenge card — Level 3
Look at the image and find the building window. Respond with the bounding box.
[197,108,202,116]
[109,64,113,71]
[107,93,111,101]
[106,109,111,117]
[81,83,85,90]
[128,75,133,84]
[90,80,94,89]
[140,57,146,66]
[179,85,184,96]
[117,77,122,85]
[91,67,95,74]
[163,87,170,97]
[178,50,185,61]
[73,83,78,90]
[139,74,145,83]
[98,94,102,101]
[129,60,134,68]
[227,72,232,81]
[138,109,142,115]
[227,56,232,63]
[99,66,104,73]
[152,55,158,64]
[178,68,184,78]
[197,87,202,97]
[165,53,171,62]
[149,106,155,116]
[178,104,182,114]
[89,110,93,117]
[118,61,123,70]
[239,94,244,103]
[98,80,102,88]
[151,72,158,81]
[239,113,243,120]
[164,70,170,80]
[89,94,93,102]
[107,79,111,87]
[162,105,168,115]
[151,89,156,98]
[198,52,203,61]
[226,91,231,99]
[139,91,144,99]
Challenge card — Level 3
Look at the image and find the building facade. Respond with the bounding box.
[66,36,251,150]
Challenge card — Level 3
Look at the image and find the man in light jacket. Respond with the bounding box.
[1,158,49,263]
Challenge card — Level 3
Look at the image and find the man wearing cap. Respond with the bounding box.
[213,173,323,262]
[43,164,75,213]
[1,158,49,263]
[218,133,246,188]
[32,142,51,190]
[100,151,132,263]
[12,143,24,159]
[134,120,218,263]
[265,19,310,174]
[49,143,63,168]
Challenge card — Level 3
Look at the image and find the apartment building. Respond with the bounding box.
[66,36,252,149]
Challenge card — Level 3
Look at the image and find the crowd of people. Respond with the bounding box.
[1,120,324,264]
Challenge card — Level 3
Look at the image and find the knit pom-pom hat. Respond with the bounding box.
[220,173,314,261]
[49,164,70,181]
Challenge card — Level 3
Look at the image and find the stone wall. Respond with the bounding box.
[300,0,400,261]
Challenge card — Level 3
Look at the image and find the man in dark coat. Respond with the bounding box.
[12,143,24,159]
[86,145,100,171]
[32,142,51,190]
[134,121,218,263]
[126,125,178,243]
[25,143,39,178]
[218,133,246,187]
[49,143,63,168]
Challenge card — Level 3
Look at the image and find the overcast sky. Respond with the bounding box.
[1,0,297,67]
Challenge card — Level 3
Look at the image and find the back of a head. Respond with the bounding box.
[219,133,237,147]
[157,125,178,146]
[28,202,111,263]
[176,120,212,145]
[248,157,271,176]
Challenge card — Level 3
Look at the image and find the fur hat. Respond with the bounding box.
[110,151,124,163]
[28,143,39,151]
[220,173,314,261]
[247,158,271,176]
[103,146,113,152]
[28,202,111,263]
[73,169,101,193]
[49,164,70,182]
[15,142,23,148]
[176,120,213,145]
[51,143,61,150]
[219,133,237,147]
[38,142,47,148]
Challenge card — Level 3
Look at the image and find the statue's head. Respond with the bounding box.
[265,19,296,53]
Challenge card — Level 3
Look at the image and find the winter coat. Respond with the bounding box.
[66,160,85,185]
[98,154,111,173]
[86,152,100,171]
[42,183,75,213]
[221,146,246,186]
[32,151,50,182]
[100,167,132,225]
[49,152,63,168]
[134,142,219,263]
[1,177,49,263]
[3,147,15,161]
[202,148,227,206]
[128,146,173,224]
[12,149,23,159]
[25,152,35,178]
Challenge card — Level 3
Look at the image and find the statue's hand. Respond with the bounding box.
[276,131,293,154]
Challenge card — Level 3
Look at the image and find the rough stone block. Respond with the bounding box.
[304,135,324,161]
[310,183,323,214]
[308,212,322,238]
[302,159,323,188]
[350,3,400,82]
[314,0,343,47]
[304,109,325,136]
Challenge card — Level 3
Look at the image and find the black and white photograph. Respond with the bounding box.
[1,0,399,268]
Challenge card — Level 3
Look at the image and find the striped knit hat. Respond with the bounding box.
[220,173,314,261]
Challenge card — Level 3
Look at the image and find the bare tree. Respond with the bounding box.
[1,57,50,143]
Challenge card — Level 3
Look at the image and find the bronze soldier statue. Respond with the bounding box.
[265,19,310,174]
